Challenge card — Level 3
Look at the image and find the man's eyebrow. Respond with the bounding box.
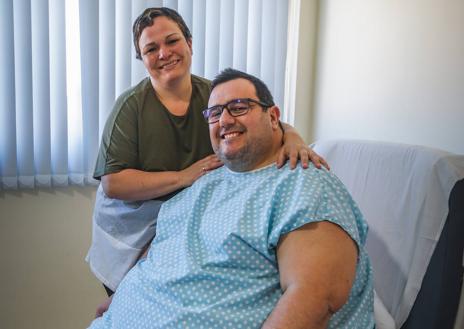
[208,98,238,108]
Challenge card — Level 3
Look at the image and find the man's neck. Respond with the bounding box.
[226,156,277,173]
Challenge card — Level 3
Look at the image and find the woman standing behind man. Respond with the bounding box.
[86,7,328,296]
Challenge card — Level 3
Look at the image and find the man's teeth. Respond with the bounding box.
[223,132,240,139]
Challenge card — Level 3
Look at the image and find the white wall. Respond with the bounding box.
[284,0,319,135]
[0,187,105,329]
[312,0,464,154]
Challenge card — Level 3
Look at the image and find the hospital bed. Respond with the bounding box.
[312,139,464,329]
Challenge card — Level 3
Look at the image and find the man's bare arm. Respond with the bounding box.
[262,221,358,329]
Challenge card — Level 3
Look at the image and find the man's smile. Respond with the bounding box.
[219,126,246,140]
[221,132,242,140]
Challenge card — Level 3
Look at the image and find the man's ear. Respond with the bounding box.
[268,106,281,130]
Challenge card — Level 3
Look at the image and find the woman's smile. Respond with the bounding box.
[158,59,181,70]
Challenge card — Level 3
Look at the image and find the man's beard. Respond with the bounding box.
[216,138,270,173]
[217,143,253,172]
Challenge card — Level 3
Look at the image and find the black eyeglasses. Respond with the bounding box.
[202,98,273,124]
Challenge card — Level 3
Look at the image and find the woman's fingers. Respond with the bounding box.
[200,154,223,172]
[275,144,330,170]
[308,150,330,170]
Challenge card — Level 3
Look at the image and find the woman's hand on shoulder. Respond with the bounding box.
[278,123,329,170]
[178,154,223,187]
[276,143,329,170]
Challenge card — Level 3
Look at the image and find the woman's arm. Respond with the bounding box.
[101,154,222,201]
[278,123,330,170]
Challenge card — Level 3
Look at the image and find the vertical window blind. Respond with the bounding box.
[0,0,289,190]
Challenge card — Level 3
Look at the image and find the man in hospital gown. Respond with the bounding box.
[89,68,374,329]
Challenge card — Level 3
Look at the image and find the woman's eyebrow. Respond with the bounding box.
[142,41,157,50]
[165,32,181,39]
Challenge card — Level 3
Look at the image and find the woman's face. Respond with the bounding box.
[138,16,192,87]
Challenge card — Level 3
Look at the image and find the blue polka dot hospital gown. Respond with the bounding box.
[89,163,374,328]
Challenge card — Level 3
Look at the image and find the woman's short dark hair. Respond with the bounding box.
[133,7,192,60]
[211,68,275,106]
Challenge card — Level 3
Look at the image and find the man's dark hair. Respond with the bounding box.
[133,7,192,60]
[211,68,275,106]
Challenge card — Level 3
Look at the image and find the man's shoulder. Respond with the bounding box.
[272,163,351,201]
[276,162,333,183]
[162,167,227,210]
[202,163,332,188]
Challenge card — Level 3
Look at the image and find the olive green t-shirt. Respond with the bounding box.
[94,75,213,193]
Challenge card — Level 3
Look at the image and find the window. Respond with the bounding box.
[0,0,289,189]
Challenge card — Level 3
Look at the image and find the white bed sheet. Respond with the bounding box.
[312,139,464,328]
[374,290,396,329]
